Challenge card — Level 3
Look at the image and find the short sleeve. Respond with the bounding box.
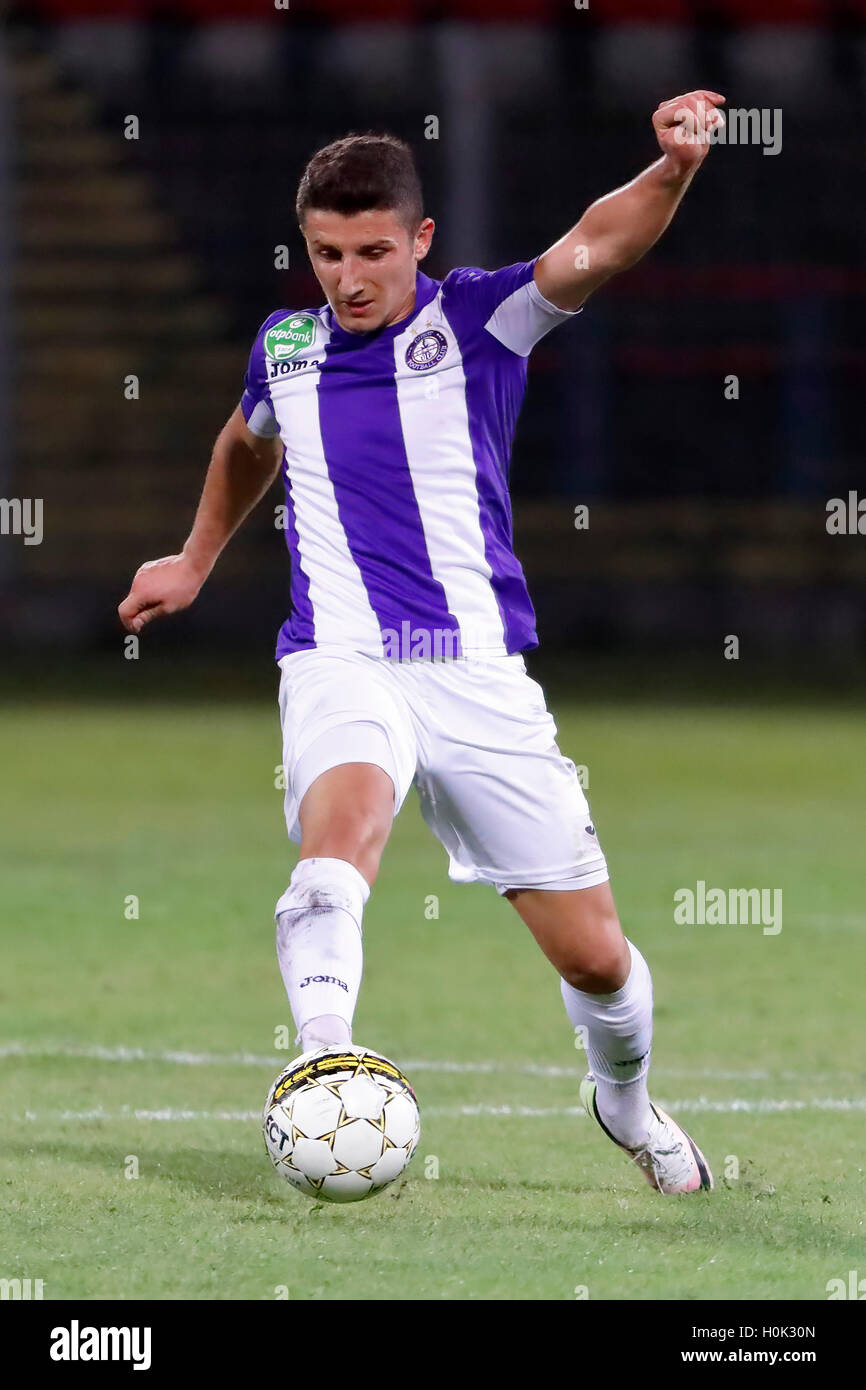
[443,259,582,358]
[240,313,281,439]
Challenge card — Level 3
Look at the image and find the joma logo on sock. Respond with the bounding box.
[299,975,349,991]
[49,1321,152,1370]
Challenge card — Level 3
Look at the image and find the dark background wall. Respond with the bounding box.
[1,0,864,675]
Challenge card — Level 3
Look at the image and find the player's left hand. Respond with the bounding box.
[652,90,726,171]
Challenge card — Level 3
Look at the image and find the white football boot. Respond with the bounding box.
[580,1074,713,1195]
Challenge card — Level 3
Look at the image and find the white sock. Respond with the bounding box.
[560,937,655,1149]
[274,857,370,1052]
[299,1014,352,1051]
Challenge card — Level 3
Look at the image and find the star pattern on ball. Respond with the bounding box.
[264,1047,420,1202]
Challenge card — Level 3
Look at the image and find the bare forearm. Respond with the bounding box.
[119,408,282,633]
[183,422,282,577]
[536,89,724,310]
[537,154,697,309]
[575,153,696,273]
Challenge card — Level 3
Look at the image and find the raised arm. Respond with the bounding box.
[534,89,725,312]
[118,405,283,635]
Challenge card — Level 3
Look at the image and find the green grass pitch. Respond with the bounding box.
[1,681,864,1300]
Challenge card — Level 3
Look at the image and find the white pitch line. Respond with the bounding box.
[0,1042,861,1085]
[0,1042,278,1067]
[440,1098,866,1117]
[0,1042,590,1074]
[3,1098,866,1124]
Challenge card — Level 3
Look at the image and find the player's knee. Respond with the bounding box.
[561,937,630,994]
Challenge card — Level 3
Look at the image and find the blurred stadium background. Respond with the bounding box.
[3,4,866,1304]
[1,0,863,689]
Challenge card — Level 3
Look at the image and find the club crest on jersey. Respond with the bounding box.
[264,313,317,361]
[406,329,447,371]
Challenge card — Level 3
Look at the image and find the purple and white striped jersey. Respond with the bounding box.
[240,259,579,662]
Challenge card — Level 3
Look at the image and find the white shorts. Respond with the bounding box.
[276,647,609,895]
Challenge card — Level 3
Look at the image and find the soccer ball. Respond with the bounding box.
[263,1045,421,1203]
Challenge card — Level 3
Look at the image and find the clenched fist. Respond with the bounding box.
[117,552,209,635]
[653,90,726,172]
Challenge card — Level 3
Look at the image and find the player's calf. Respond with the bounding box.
[505,884,657,1150]
[561,935,657,1150]
[273,763,395,1054]
[505,882,630,993]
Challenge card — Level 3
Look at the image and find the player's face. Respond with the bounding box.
[302,208,434,334]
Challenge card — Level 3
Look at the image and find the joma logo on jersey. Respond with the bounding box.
[264,314,317,361]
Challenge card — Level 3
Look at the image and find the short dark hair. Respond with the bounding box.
[296,133,423,233]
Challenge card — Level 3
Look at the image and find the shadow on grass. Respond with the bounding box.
[6,1137,862,1266]
[3,1135,414,1221]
